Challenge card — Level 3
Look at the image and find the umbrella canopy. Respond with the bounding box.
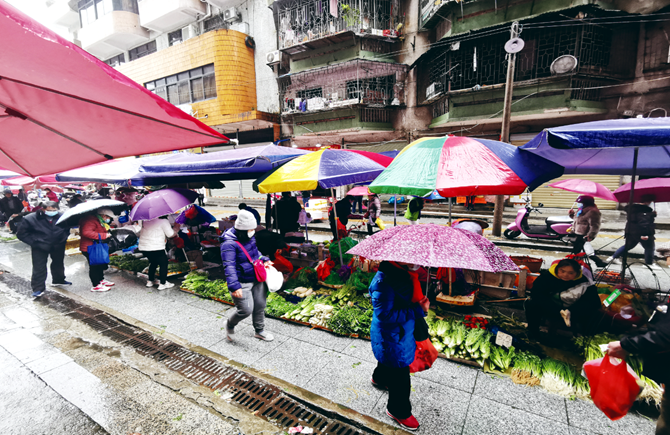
[0,170,20,180]
[129,188,199,221]
[369,136,564,197]
[40,184,64,193]
[1,174,67,187]
[346,224,518,272]
[139,144,311,175]
[547,179,617,202]
[253,149,392,193]
[614,178,670,203]
[56,199,127,227]
[520,118,670,175]
[0,2,228,177]
[347,186,372,196]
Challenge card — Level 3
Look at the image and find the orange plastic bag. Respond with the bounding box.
[273,251,293,274]
[583,356,642,420]
[409,339,439,373]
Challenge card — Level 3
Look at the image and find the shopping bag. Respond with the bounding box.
[273,251,294,274]
[88,235,109,266]
[410,339,439,373]
[265,266,284,292]
[583,241,596,256]
[375,217,385,230]
[583,356,642,420]
[316,258,335,281]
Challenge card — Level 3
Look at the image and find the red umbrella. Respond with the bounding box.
[0,174,67,187]
[0,2,228,177]
[614,178,670,203]
[547,179,617,202]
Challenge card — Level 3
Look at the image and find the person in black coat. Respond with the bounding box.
[329,195,354,239]
[607,304,670,434]
[0,189,25,233]
[607,194,658,268]
[16,201,71,297]
[271,192,302,236]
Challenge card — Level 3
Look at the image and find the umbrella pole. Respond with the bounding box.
[621,147,639,283]
[274,196,279,234]
[448,198,452,225]
[425,267,430,296]
[448,267,452,296]
[394,196,397,227]
[330,188,344,266]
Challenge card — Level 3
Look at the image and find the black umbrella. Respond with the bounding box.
[56,199,128,227]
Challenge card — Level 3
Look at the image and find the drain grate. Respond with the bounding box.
[0,272,378,435]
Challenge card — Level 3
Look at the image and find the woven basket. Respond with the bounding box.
[510,256,543,273]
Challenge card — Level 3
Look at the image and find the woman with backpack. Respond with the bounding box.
[607,194,660,269]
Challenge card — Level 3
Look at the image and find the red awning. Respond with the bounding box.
[0,2,228,177]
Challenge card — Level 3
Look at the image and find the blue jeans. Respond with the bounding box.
[613,236,655,265]
[352,197,363,213]
[227,281,267,332]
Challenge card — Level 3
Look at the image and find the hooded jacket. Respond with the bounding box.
[624,203,656,237]
[530,263,595,308]
[570,205,601,240]
[366,196,382,225]
[220,227,269,291]
[16,211,69,252]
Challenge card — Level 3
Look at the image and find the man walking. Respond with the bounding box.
[16,201,71,297]
[0,189,24,232]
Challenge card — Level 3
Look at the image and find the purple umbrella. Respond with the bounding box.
[347,224,518,272]
[129,188,199,221]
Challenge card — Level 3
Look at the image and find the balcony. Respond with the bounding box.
[138,0,206,33]
[79,10,150,59]
[46,0,81,28]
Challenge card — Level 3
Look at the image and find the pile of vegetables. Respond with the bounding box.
[328,237,358,264]
[326,305,372,337]
[323,271,344,285]
[540,358,578,397]
[309,304,335,328]
[266,292,297,317]
[289,287,314,298]
[285,267,318,289]
[511,351,542,386]
[181,272,232,302]
[428,317,492,366]
[463,315,489,329]
[110,254,149,272]
[281,296,322,323]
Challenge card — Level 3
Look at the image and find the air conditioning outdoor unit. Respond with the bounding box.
[223,7,241,23]
[266,50,281,65]
[424,82,443,103]
[182,24,199,42]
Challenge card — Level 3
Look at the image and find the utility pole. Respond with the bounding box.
[492,21,521,237]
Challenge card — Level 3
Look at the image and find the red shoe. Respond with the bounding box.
[386,410,420,431]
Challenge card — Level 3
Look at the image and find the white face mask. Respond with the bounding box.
[408,264,421,271]
[247,230,255,237]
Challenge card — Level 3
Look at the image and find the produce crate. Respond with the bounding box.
[509,256,543,273]
[178,287,234,306]
[317,281,345,289]
[436,291,477,306]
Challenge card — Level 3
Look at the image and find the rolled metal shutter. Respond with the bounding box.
[530,175,622,210]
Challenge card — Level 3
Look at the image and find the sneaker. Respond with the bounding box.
[254,330,274,342]
[157,282,175,291]
[225,320,235,342]
[31,290,44,298]
[371,378,388,390]
[607,256,622,265]
[386,410,420,431]
[51,280,72,286]
[146,281,154,288]
[649,263,662,270]
[91,284,111,292]
[100,280,115,287]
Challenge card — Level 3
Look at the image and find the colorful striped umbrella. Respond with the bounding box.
[253,149,392,194]
[369,135,563,197]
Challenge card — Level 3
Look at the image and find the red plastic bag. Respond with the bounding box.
[583,356,642,420]
[273,251,293,274]
[316,258,335,281]
[409,339,439,374]
[185,204,198,219]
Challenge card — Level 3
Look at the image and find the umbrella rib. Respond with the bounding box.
[0,147,32,176]
[0,76,226,141]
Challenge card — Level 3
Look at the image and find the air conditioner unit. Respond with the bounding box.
[223,7,241,23]
[266,50,281,65]
[182,24,199,42]
[425,82,443,103]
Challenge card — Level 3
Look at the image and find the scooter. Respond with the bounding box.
[504,200,574,242]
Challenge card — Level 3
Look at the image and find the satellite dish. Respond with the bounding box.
[550,55,578,75]
[504,37,525,54]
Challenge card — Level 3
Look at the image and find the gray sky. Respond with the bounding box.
[4,0,71,39]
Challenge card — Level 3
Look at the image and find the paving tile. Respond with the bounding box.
[25,352,74,375]
[370,376,470,435]
[250,338,339,388]
[569,427,600,435]
[462,395,570,435]
[1,305,41,328]
[0,311,19,332]
[473,371,568,424]
[415,357,479,394]
[209,324,291,366]
[341,340,377,364]
[304,352,383,414]
[0,328,43,354]
[263,316,309,338]
[13,341,61,364]
[566,397,657,435]
[293,325,356,352]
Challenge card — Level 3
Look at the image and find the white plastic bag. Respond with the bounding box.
[584,241,595,256]
[265,265,284,292]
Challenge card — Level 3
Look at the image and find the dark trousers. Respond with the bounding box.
[373,362,412,419]
[352,197,362,213]
[82,252,107,286]
[613,235,655,265]
[30,245,66,293]
[143,250,168,284]
[367,223,377,235]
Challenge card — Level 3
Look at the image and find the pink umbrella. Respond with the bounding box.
[347,186,372,196]
[547,179,618,202]
[346,224,518,272]
[0,174,68,187]
[0,2,228,177]
[614,178,670,203]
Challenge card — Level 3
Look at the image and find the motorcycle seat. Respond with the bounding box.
[545,216,573,225]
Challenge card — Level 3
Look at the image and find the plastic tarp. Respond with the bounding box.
[369,136,564,197]
[0,2,228,177]
[520,118,670,175]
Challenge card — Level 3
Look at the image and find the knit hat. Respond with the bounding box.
[98,208,115,218]
[235,209,257,230]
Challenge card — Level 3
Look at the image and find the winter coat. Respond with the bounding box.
[220,227,269,291]
[570,205,601,240]
[137,219,175,252]
[45,191,59,203]
[79,215,109,253]
[621,307,670,384]
[0,196,23,217]
[530,264,597,309]
[366,196,382,225]
[369,270,423,368]
[272,198,302,233]
[624,204,656,238]
[16,211,69,252]
[328,200,352,226]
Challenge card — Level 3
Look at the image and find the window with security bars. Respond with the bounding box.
[425,23,621,100]
[145,64,216,105]
[277,0,394,49]
[297,88,323,99]
[643,22,670,71]
[129,40,157,61]
[104,53,125,67]
[78,0,138,27]
[346,75,395,105]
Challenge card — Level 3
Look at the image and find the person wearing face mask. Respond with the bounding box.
[79,208,115,292]
[136,215,180,290]
[524,258,600,341]
[221,210,274,342]
[607,194,660,269]
[568,195,606,267]
[369,261,430,432]
[16,201,71,297]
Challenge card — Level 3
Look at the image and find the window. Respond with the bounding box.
[144,64,217,104]
[78,0,136,27]
[104,53,125,67]
[129,40,157,61]
[346,75,395,105]
[168,30,183,46]
[296,88,323,100]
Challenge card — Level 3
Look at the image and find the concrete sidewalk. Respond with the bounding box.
[0,240,660,435]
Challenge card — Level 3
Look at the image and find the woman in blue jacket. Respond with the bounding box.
[369,261,428,432]
[221,210,273,342]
